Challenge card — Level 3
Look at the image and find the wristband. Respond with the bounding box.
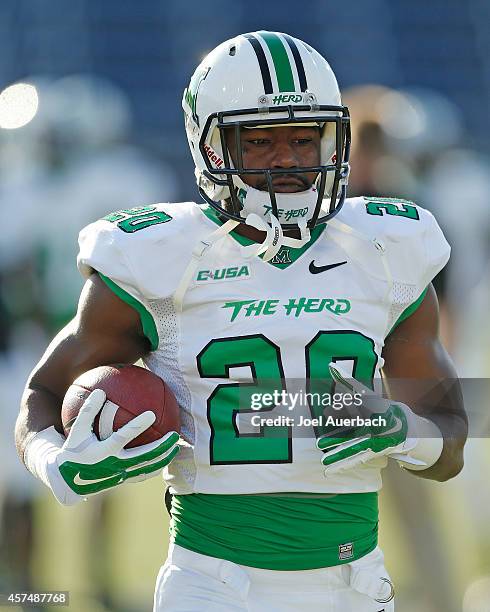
[24,426,65,485]
[392,415,443,471]
[24,426,83,505]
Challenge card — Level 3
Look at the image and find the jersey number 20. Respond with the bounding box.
[197,331,377,464]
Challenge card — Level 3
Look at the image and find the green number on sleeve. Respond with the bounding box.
[103,206,172,232]
[365,199,419,220]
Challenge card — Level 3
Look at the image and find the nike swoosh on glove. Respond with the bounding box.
[49,389,180,504]
[317,363,425,475]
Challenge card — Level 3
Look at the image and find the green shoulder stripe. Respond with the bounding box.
[387,286,428,337]
[98,273,159,351]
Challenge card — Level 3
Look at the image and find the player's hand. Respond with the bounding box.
[47,389,180,505]
[317,363,421,475]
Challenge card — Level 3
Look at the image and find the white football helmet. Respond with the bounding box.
[182,31,351,234]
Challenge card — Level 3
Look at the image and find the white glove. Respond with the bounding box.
[317,363,443,475]
[25,389,180,505]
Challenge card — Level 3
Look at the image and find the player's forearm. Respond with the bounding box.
[15,382,64,467]
[384,368,468,482]
[16,381,84,506]
[404,411,467,482]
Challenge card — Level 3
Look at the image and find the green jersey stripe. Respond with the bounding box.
[171,492,378,570]
[98,273,159,351]
[258,31,295,92]
[386,286,428,337]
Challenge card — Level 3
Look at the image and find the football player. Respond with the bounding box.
[16,31,467,611]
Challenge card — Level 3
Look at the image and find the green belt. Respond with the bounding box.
[170,492,378,571]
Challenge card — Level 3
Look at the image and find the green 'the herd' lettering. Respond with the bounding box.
[222,297,351,322]
[271,93,303,105]
[263,204,309,221]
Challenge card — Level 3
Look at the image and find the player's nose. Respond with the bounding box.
[270,141,297,168]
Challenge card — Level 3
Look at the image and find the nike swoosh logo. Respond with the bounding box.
[73,473,117,486]
[309,260,347,274]
[383,415,404,437]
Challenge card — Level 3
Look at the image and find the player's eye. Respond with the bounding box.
[245,138,271,145]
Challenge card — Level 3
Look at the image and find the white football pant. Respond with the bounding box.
[154,543,395,611]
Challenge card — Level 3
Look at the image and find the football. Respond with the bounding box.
[61,364,180,448]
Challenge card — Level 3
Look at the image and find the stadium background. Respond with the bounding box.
[1,1,490,610]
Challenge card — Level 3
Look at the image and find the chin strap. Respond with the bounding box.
[240,214,283,262]
[240,215,311,262]
[282,219,311,249]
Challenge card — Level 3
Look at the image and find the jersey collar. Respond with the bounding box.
[199,204,326,269]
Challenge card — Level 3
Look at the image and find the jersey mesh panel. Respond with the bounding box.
[387,282,418,334]
[144,297,196,486]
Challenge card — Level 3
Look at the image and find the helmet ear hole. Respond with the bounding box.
[229,45,236,56]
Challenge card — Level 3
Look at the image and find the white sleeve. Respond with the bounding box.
[77,202,200,303]
[77,221,159,350]
[418,210,451,294]
[374,204,451,338]
[78,220,147,299]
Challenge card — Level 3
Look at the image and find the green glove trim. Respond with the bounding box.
[59,433,179,495]
[318,405,408,466]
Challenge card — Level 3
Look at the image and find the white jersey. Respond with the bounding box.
[78,197,450,495]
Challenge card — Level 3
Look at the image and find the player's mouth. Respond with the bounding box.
[273,180,305,192]
[259,175,310,193]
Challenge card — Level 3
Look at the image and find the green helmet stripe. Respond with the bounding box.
[258,31,295,92]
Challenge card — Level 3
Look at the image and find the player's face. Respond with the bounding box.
[225,125,321,193]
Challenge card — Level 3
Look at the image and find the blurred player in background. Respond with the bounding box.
[15,32,467,611]
[342,84,469,611]
[1,74,177,604]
